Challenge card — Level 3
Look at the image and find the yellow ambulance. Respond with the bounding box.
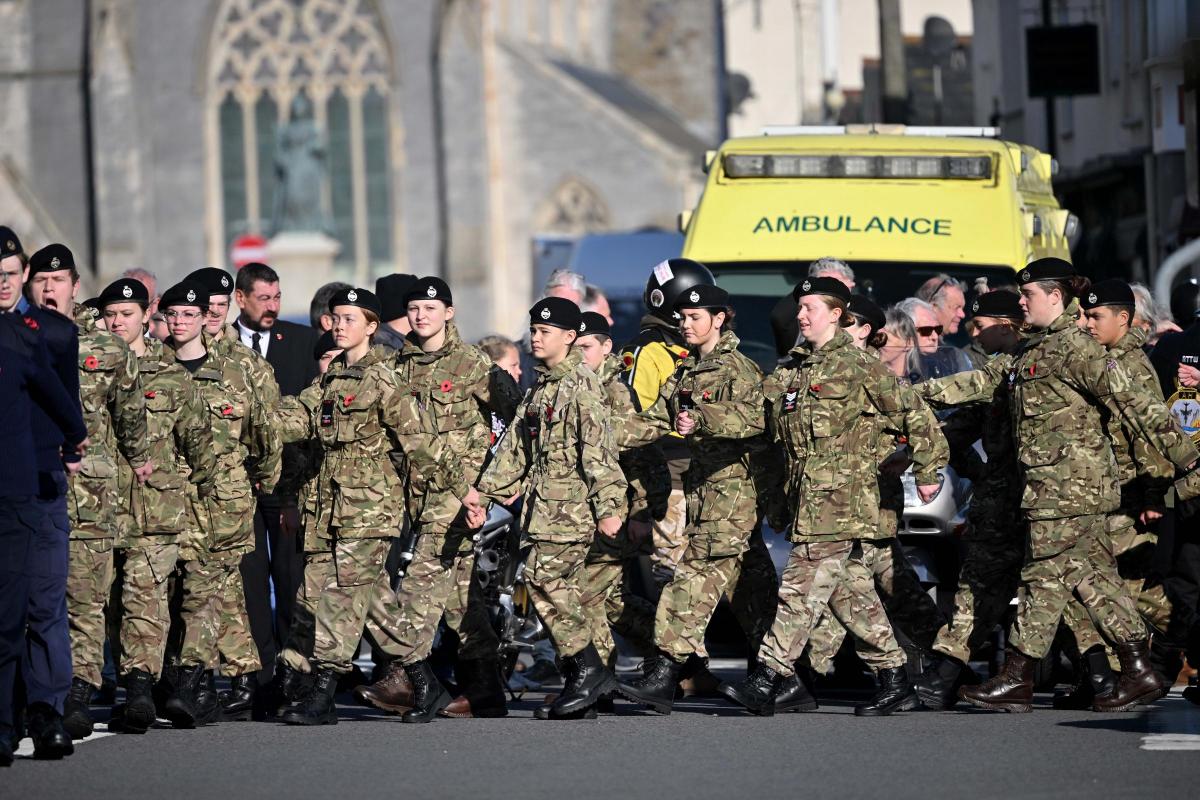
[680,124,1076,366]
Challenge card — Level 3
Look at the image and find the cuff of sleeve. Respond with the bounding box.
[592,498,623,522]
[912,469,941,486]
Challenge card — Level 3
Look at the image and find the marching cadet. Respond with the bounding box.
[275,287,482,726]
[24,246,153,741]
[722,277,946,717]
[158,280,280,727]
[477,297,627,719]
[913,290,1028,710]
[1053,279,1186,705]
[617,284,769,714]
[920,259,1197,713]
[357,277,514,723]
[99,278,217,733]
[800,295,947,712]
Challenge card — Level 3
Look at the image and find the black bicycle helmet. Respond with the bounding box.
[643,258,716,320]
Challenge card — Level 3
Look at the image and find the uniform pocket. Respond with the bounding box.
[331,462,396,531]
[333,537,389,587]
[809,381,855,439]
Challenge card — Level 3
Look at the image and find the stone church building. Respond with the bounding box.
[0,0,718,338]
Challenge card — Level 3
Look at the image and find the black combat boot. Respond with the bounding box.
[959,647,1035,713]
[121,670,157,733]
[194,671,221,725]
[1053,647,1117,710]
[774,665,818,713]
[401,661,451,723]
[855,666,920,716]
[440,658,509,719]
[916,655,976,711]
[61,677,95,739]
[271,663,317,717]
[281,669,339,725]
[534,660,599,720]
[549,643,618,718]
[719,663,783,716]
[220,674,256,721]
[26,703,74,759]
[1093,639,1168,712]
[164,663,204,728]
[616,653,685,715]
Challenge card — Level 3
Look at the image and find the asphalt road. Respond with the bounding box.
[4,669,1198,799]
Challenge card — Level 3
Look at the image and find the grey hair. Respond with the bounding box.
[895,296,938,325]
[807,257,855,284]
[1130,282,1167,328]
[884,307,918,374]
[544,269,587,297]
[917,273,967,305]
[310,281,351,328]
[582,284,608,312]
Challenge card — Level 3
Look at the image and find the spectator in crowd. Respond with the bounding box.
[896,297,943,355]
[583,284,613,326]
[1169,278,1200,329]
[880,307,917,379]
[478,334,522,385]
[309,281,351,331]
[808,256,855,289]
[917,274,968,336]
[374,273,418,352]
[1130,282,1179,347]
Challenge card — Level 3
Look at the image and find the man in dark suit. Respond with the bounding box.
[231,262,319,695]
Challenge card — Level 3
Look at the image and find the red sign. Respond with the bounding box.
[231,234,268,268]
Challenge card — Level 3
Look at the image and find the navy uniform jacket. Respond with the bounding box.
[0,314,87,499]
[19,306,82,471]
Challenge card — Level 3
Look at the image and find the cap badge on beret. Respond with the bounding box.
[1021,270,1030,282]
[186,289,197,302]
[650,289,665,308]
[540,307,551,320]
[689,290,700,303]
[971,300,980,313]
[348,289,358,302]
[5,240,14,251]
[221,275,230,288]
[426,285,437,298]
[50,256,61,269]
[122,285,133,298]
[1088,292,1098,304]
[580,321,588,332]
[802,280,812,292]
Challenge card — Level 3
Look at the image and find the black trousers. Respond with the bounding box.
[240,500,306,684]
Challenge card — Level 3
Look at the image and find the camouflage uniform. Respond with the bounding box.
[172,336,280,676]
[1062,327,1179,660]
[383,323,502,666]
[66,305,149,688]
[277,346,467,673]
[757,329,948,677]
[918,303,1198,660]
[479,348,627,658]
[120,339,216,678]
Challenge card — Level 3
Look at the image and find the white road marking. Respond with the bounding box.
[14,722,115,758]
[1140,695,1200,751]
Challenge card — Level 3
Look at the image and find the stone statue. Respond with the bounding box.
[271,94,328,234]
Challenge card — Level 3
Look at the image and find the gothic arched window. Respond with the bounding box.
[205,0,397,280]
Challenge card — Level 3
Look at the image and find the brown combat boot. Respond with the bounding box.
[1092,639,1168,712]
[440,659,508,719]
[958,648,1034,713]
[353,660,413,713]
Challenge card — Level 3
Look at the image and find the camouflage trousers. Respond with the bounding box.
[1063,512,1171,668]
[715,527,779,660]
[653,526,748,660]
[391,530,499,666]
[176,548,261,676]
[759,540,906,676]
[651,456,690,578]
[933,534,1024,664]
[805,538,944,674]
[1011,514,1146,659]
[525,538,592,658]
[120,539,178,677]
[581,530,656,664]
[66,538,116,688]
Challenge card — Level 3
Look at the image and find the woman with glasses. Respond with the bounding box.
[722,277,947,718]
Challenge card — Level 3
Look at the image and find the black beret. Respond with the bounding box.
[1080,279,1135,310]
[529,297,581,331]
[99,278,150,309]
[375,273,418,322]
[0,226,22,259]
[404,276,453,307]
[185,267,234,296]
[578,311,610,337]
[970,290,1023,320]
[28,243,75,274]
[792,276,851,304]
[328,286,381,317]
[313,330,340,360]
[1017,257,1075,285]
[160,280,210,311]
[81,298,102,317]
[847,295,885,333]
[673,283,730,311]
[769,295,800,358]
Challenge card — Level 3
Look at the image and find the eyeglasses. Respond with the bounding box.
[915,325,944,337]
[163,310,202,321]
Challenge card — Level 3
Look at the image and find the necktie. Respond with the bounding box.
[252,332,262,356]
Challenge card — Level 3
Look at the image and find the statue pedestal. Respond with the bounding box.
[267,231,341,321]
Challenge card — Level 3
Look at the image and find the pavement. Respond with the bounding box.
[4,660,1198,799]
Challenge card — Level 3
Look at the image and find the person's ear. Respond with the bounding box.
[564,329,578,346]
[445,305,456,321]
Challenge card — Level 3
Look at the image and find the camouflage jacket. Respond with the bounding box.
[279,345,467,538]
[666,330,766,535]
[68,304,148,540]
[479,348,628,542]
[918,303,1197,556]
[1106,327,1178,509]
[393,323,508,533]
[174,336,281,552]
[131,339,217,540]
[597,355,668,523]
[873,372,941,537]
[212,323,289,490]
[763,328,947,543]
